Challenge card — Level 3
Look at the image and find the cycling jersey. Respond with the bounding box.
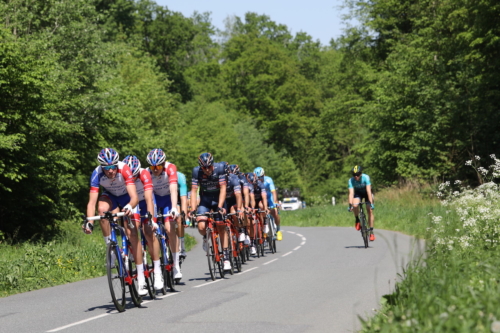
[90,161,135,196]
[226,173,242,199]
[133,168,154,202]
[248,180,267,201]
[191,162,226,196]
[177,171,188,198]
[261,175,277,208]
[348,174,372,194]
[148,162,178,197]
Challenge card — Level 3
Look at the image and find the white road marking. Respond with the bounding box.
[193,279,223,288]
[47,314,110,332]
[287,231,296,234]
[238,267,259,274]
[47,292,181,332]
[282,251,293,257]
[296,233,303,237]
[263,259,278,265]
[293,246,301,251]
[300,241,305,246]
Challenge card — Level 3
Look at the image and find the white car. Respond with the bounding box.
[281,197,302,211]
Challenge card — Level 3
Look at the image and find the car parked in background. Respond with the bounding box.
[281,197,302,210]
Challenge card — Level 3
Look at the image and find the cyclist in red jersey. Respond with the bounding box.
[83,148,148,295]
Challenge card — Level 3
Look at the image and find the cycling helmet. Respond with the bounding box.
[229,164,240,175]
[246,172,258,184]
[198,152,214,168]
[123,155,141,177]
[254,167,265,177]
[352,165,363,175]
[147,148,166,166]
[219,161,229,176]
[97,148,119,166]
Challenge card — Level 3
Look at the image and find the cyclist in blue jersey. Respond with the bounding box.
[219,162,243,237]
[247,172,268,255]
[348,165,375,241]
[254,167,282,241]
[229,164,251,244]
[188,153,231,271]
[176,171,189,260]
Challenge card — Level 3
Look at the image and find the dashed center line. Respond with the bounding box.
[293,246,301,251]
[193,279,222,288]
[263,259,278,265]
[281,251,293,257]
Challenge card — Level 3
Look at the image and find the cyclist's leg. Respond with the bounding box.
[97,193,114,243]
[352,195,362,228]
[176,204,186,256]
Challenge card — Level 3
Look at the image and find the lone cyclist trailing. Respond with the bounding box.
[348,165,376,241]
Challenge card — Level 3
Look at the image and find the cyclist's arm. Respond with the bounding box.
[235,191,243,211]
[272,190,278,205]
[348,188,354,206]
[366,185,374,203]
[125,184,139,208]
[243,186,250,208]
[218,183,227,209]
[87,191,99,218]
[249,192,256,209]
[262,192,268,211]
[170,183,178,209]
[190,187,198,214]
[144,189,155,217]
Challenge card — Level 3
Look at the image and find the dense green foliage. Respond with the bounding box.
[1,0,499,240]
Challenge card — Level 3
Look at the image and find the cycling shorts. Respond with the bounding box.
[133,197,158,224]
[267,196,276,209]
[354,192,371,204]
[100,192,139,222]
[156,194,173,216]
[197,194,226,221]
[226,197,237,210]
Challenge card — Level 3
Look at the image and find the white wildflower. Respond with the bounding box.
[465,160,472,166]
[475,155,481,160]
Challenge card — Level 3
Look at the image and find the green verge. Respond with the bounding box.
[282,187,500,332]
[281,189,446,238]
[0,221,196,297]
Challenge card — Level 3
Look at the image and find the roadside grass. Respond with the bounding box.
[0,221,195,297]
[281,186,446,238]
[286,182,500,332]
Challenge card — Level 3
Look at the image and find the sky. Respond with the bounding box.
[155,0,354,46]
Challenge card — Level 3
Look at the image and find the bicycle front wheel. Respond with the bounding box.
[360,211,369,248]
[206,230,217,281]
[106,243,126,312]
[127,257,142,307]
[227,227,235,275]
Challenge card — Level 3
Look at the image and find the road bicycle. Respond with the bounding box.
[226,213,243,273]
[251,209,265,258]
[264,213,277,254]
[139,221,156,299]
[356,202,370,248]
[84,211,142,312]
[195,212,225,280]
[156,213,177,290]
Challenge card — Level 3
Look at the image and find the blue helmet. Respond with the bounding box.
[123,155,141,177]
[246,172,258,184]
[219,161,229,175]
[254,167,265,178]
[198,152,214,168]
[97,148,119,166]
[229,164,240,175]
[147,149,166,166]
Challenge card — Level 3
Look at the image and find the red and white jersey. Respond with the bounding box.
[90,161,135,196]
[148,162,178,197]
[134,168,154,201]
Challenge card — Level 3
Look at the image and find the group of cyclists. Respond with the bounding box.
[83,148,283,296]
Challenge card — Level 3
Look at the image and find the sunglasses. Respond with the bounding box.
[103,165,117,171]
[353,172,362,177]
[149,165,164,171]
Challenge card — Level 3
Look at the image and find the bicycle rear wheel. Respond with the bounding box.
[127,257,142,307]
[227,227,235,275]
[215,233,225,278]
[156,234,168,295]
[106,243,126,312]
[206,230,217,281]
[360,211,369,248]
[165,245,176,291]
[268,217,276,254]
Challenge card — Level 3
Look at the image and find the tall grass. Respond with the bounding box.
[281,185,445,238]
[0,221,195,297]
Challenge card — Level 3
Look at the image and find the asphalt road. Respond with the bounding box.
[0,226,424,333]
